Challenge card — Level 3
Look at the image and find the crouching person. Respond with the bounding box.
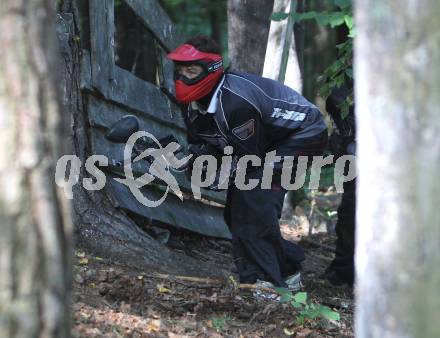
[167,35,328,293]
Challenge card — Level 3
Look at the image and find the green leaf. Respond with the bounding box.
[334,0,352,9]
[334,74,345,87]
[281,293,293,303]
[329,59,344,74]
[210,315,230,332]
[319,84,331,100]
[345,68,353,79]
[296,316,305,326]
[291,13,300,23]
[336,40,352,52]
[319,306,341,321]
[340,102,350,119]
[271,12,289,21]
[328,12,346,28]
[348,27,357,38]
[293,292,308,304]
[297,11,318,21]
[301,306,321,320]
[315,12,331,26]
[291,301,303,309]
[274,287,293,303]
[344,15,354,29]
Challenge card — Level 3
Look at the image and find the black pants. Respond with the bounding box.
[224,173,304,287]
[328,178,356,285]
[224,131,328,287]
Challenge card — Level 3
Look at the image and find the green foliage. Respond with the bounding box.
[334,0,351,9]
[301,163,335,191]
[271,6,354,34]
[319,38,353,119]
[210,315,231,332]
[275,288,340,325]
[160,0,228,57]
[271,0,355,118]
[271,12,290,21]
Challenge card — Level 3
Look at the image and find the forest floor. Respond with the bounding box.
[72,192,354,338]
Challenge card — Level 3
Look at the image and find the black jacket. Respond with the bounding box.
[184,71,327,158]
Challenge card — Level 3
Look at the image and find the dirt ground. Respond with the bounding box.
[72,194,354,338]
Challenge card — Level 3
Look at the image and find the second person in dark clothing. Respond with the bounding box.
[323,84,356,287]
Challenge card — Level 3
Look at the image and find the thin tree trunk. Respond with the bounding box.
[263,0,302,92]
[294,0,305,78]
[355,1,440,337]
[263,0,304,220]
[302,0,337,101]
[0,1,72,337]
[227,0,275,74]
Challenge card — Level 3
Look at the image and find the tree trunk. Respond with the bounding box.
[227,0,275,74]
[262,0,305,220]
[263,0,303,92]
[355,1,440,337]
[0,1,72,337]
[302,0,337,101]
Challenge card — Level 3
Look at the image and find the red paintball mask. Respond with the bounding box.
[167,44,224,104]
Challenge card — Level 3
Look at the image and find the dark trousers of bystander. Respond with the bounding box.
[326,178,356,286]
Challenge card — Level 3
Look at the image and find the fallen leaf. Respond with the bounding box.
[284,328,295,336]
[157,284,171,294]
[78,257,89,265]
[87,328,102,335]
[75,250,86,258]
[296,328,313,338]
[228,276,238,288]
[120,302,131,313]
[74,274,84,284]
[147,319,161,333]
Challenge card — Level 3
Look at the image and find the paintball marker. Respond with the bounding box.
[105,115,236,191]
[105,115,188,170]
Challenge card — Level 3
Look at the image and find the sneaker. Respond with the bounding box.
[284,272,303,291]
[252,280,280,301]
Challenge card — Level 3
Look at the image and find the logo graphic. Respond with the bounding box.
[232,119,255,140]
[114,131,192,207]
[271,108,306,121]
